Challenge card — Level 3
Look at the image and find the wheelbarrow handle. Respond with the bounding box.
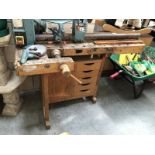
[110,70,123,79]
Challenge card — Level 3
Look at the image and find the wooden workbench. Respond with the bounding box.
[15,40,145,128]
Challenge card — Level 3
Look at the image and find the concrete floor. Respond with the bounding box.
[1,77,155,135]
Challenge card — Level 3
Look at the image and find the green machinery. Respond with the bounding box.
[0,19,9,37]
[12,19,141,65]
[72,19,87,42]
[12,19,35,47]
[12,19,88,47]
[12,19,88,64]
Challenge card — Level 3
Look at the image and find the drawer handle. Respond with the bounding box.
[84,63,94,66]
[83,70,93,73]
[81,83,90,86]
[82,77,91,79]
[76,49,83,54]
[44,64,50,68]
[80,89,89,92]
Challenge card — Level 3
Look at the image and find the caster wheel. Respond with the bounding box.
[91,96,97,104]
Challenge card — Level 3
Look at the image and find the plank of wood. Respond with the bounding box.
[103,24,152,34]
[41,74,50,129]
[16,59,74,76]
[140,35,153,46]
[15,49,74,76]
[48,90,96,103]
[94,40,144,45]
[62,43,145,56]
[48,72,76,101]
[95,20,106,27]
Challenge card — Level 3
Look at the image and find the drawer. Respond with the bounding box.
[80,76,98,84]
[77,83,96,91]
[76,60,101,71]
[76,70,99,78]
[75,84,97,97]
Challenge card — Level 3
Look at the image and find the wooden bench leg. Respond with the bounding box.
[42,75,51,129]
[42,100,50,129]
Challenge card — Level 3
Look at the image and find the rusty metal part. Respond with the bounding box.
[35,33,140,42]
[85,33,140,40]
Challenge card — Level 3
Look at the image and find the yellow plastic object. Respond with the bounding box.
[145,70,152,75]
[119,54,140,65]
[59,132,70,135]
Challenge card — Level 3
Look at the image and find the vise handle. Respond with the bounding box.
[60,64,82,84]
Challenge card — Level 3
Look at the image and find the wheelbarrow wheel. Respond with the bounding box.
[133,80,145,98]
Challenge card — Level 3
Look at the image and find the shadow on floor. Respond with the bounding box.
[0,95,4,115]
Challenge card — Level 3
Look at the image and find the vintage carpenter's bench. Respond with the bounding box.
[15,40,145,129]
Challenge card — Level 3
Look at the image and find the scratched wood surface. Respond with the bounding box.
[103,24,152,34]
[14,40,146,128]
[46,42,145,56]
[47,59,101,103]
[15,49,74,76]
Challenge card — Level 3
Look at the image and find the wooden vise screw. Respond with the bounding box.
[52,49,82,84]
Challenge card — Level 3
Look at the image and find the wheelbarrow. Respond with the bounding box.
[109,46,155,98]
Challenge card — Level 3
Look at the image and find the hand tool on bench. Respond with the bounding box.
[20,44,47,64]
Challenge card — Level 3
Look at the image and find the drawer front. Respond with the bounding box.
[73,59,102,97]
[80,76,98,84]
[75,84,97,97]
[76,60,101,71]
[76,70,99,78]
[77,82,96,91]
[75,59,101,80]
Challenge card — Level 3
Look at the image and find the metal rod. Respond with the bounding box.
[85,33,140,40]
[35,32,140,42]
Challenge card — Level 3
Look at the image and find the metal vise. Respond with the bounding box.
[46,20,71,43]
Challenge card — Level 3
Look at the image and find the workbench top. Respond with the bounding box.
[46,41,145,50]
[15,40,145,76]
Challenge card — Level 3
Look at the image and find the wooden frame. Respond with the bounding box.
[15,41,145,129]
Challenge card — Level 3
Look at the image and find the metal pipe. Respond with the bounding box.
[85,33,140,40]
[35,33,140,42]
